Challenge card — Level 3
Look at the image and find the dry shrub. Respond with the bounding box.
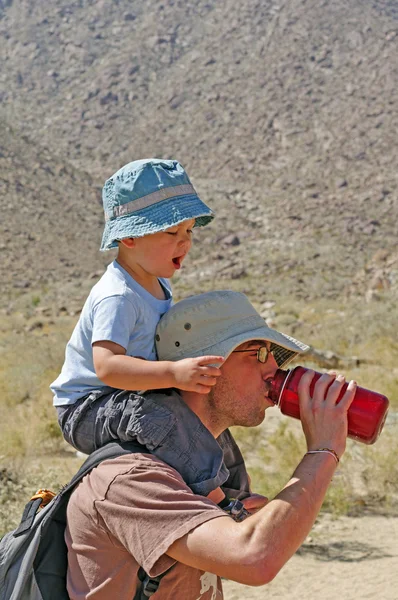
[0,456,83,538]
[233,417,398,517]
[0,316,70,461]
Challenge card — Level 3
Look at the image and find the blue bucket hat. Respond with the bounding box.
[100,158,215,251]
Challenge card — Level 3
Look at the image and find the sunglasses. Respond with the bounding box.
[232,344,274,364]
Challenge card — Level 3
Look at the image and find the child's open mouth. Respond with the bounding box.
[172,256,183,269]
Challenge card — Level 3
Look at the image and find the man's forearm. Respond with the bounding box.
[237,451,337,583]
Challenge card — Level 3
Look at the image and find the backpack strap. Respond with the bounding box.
[13,441,147,537]
[13,498,43,536]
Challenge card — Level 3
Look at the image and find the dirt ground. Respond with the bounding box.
[223,514,398,599]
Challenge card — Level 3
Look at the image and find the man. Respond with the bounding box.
[65,290,356,599]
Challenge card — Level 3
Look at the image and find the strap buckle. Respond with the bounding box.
[30,488,56,508]
[137,567,164,598]
[223,498,250,522]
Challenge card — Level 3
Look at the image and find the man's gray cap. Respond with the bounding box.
[156,290,309,368]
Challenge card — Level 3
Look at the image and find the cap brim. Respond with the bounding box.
[100,193,214,251]
[191,325,309,368]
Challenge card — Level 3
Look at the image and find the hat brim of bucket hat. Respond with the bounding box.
[100,193,214,251]
[188,325,310,369]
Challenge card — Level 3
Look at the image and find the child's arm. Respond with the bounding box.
[93,340,223,393]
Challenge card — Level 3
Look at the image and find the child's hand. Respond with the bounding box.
[170,356,224,393]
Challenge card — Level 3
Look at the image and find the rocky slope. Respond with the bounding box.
[0,120,108,306]
[0,0,397,307]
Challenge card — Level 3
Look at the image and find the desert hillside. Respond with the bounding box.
[1,0,398,307]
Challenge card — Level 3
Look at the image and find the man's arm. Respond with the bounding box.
[167,451,336,585]
[167,372,356,585]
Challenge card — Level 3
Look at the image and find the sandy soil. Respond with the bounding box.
[223,514,398,599]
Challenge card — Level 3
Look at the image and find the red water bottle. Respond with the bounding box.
[269,366,389,444]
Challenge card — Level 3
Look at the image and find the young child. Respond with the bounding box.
[51,158,249,501]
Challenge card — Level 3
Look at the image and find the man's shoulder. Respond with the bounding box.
[68,453,180,513]
[100,452,181,477]
[71,451,222,520]
[83,452,188,497]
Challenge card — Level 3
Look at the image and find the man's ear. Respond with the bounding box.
[120,238,135,248]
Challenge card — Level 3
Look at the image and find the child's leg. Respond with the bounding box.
[216,429,251,500]
[56,389,176,455]
[56,395,97,454]
[207,431,252,512]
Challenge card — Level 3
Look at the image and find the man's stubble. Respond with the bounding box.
[207,373,266,433]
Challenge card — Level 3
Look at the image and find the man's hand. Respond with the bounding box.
[170,356,224,393]
[298,370,357,459]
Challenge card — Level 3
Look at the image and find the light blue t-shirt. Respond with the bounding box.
[51,261,172,406]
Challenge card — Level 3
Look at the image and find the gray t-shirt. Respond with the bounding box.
[51,260,172,406]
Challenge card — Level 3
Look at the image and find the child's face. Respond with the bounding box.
[121,219,195,278]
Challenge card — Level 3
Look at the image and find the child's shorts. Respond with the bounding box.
[56,388,250,498]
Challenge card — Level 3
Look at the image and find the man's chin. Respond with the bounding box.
[236,411,266,428]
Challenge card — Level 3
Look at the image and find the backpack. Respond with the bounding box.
[0,441,168,600]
